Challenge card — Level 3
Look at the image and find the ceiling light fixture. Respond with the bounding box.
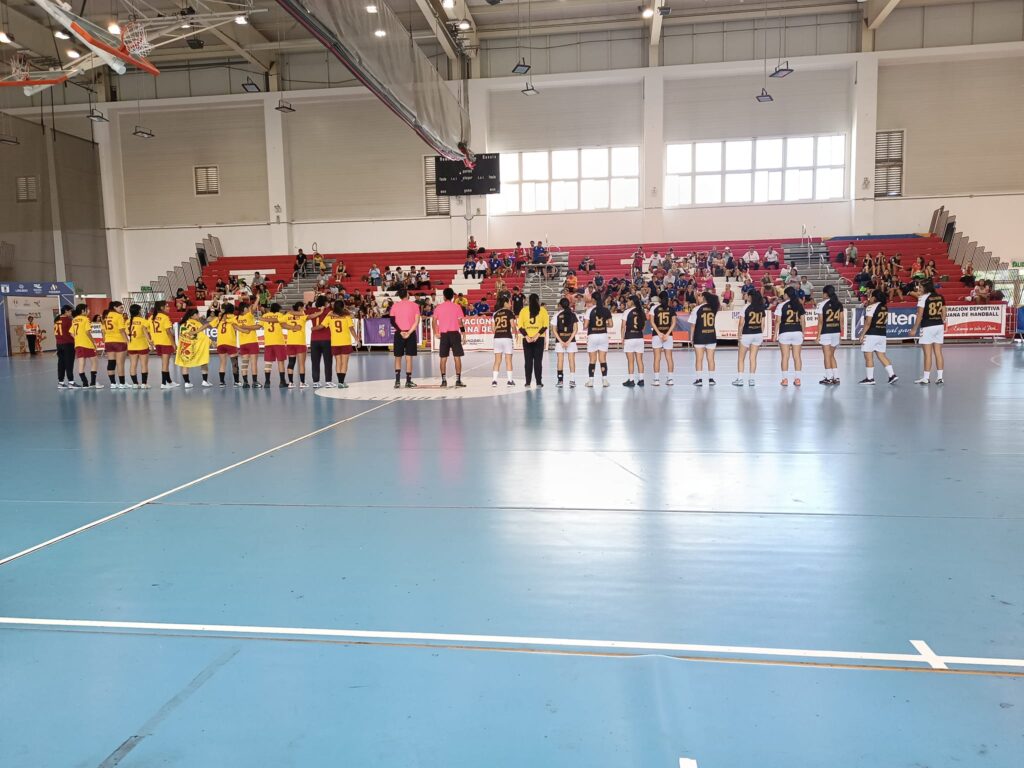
[770,61,794,78]
[365,3,378,12]
[66,48,81,59]
[521,81,538,96]
[755,87,773,103]
[87,107,109,123]
[132,125,155,139]
[0,31,11,45]
[54,30,71,40]
[512,57,530,75]
[641,7,655,19]
[234,15,248,25]
[274,98,295,113]
[374,29,386,37]
[458,19,470,30]
[241,77,261,93]
[441,0,454,8]
[107,22,121,35]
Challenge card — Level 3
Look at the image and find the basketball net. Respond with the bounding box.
[121,21,153,57]
[9,54,30,81]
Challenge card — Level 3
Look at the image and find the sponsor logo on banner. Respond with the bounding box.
[362,318,395,346]
[853,306,917,339]
[944,303,1005,337]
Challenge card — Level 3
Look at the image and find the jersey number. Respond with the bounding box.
[702,313,715,329]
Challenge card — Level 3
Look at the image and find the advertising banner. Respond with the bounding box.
[0,281,76,356]
[7,296,60,353]
[362,318,396,347]
[944,304,1006,338]
[430,315,522,352]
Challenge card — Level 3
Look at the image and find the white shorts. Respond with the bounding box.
[919,326,944,345]
[651,335,675,351]
[862,335,887,353]
[587,334,609,353]
[778,331,804,346]
[556,342,578,354]
[623,338,645,354]
[693,343,717,351]
[740,333,763,347]
[492,337,514,355]
[819,333,841,348]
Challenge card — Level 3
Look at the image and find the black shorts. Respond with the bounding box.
[393,330,418,357]
[438,331,464,358]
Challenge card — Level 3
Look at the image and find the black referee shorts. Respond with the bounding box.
[438,331,464,358]
[393,330,418,357]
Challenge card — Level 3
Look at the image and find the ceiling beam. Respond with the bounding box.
[203,21,275,73]
[649,1,665,66]
[2,4,65,60]
[412,0,459,60]
[867,0,903,30]
[438,0,477,54]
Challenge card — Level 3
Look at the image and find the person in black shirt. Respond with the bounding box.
[585,292,613,387]
[734,289,766,387]
[648,291,676,386]
[689,291,720,386]
[815,285,844,385]
[774,286,806,387]
[910,279,946,385]
[511,287,525,315]
[552,297,579,388]
[859,288,898,385]
[620,295,647,387]
[491,296,517,386]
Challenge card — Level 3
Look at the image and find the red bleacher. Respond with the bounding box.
[169,256,296,320]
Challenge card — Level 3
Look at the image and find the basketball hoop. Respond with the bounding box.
[121,21,153,57]
[9,55,30,82]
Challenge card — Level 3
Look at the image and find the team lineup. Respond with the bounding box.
[52,280,949,391]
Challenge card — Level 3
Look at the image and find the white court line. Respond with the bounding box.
[679,759,699,768]
[910,639,949,670]
[1,617,1022,671]
[0,401,394,567]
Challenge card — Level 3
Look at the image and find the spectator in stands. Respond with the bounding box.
[764,246,780,267]
[925,260,938,279]
[258,285,271,310]
[960,264,976,287]
[565,271,578,295]
[195,277,208,301]
[463,254,476,279]
[473,295,491,316]
[313,252,326,274]
[511,285,525,315]
[779,263,791,283]
[174,288,191,312]
[228,274,240,291]
[468,235,479,253]
[799,276,814,303]
[215,277,227,296]
[533,240,547,262]
[725,252,738,278]
[368,264,381,287]
[417,268,431,291]
[456,293,470,312]
[252,272,265,289]
[842,242,858,266]
[294,250,308,279]
[475,254,489,278]
[722,284,735,308]
[745,247,760,270]
[336,260,348,280]
[489,253,502,275]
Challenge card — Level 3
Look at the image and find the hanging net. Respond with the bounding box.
[122,21,153,57]
[9,55,30,81]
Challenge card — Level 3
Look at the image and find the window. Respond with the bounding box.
[16,176,38,203]
[423,157,450,217]
[875,130,904,198]
[488,146,640,215]
[193,166,220,196]
[665,134,846,207]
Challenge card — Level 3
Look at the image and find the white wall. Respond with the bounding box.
[876,1,1024,50]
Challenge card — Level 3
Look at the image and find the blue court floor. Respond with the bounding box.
[1,344,1022,767]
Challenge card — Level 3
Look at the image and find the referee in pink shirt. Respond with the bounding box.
[432,287,467,388]
[390,288,421,388]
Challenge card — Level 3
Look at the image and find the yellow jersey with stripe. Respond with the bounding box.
[70,316,95,349]
[287,314,307,348]
[260,312,287,346]
[150,312,174,346]
[215,315,238,347]
[237,311,258,345]
[322,314,354,346]
[127,317,152,351]
[102,312,127,343]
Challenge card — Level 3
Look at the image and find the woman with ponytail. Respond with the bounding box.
[688,291,719,386]
[585,291,612,387]
[491,295,517,386]
[178,308,213,388]
[101,301,128,388]
[70,303,99,388]
[127,304,153,388]
[552,296,578,388]
[815,285,844,385]
[648,291,676,386]
[734,289,766,386]
[910,279,946,385]
[773,286,806,386]
[149,300,177,387]
[517,293,548,387]
[858,288,898,385]
[620,294,647,387]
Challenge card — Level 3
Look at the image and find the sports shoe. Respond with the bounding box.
[323,382,335,389]
[780,378,788,387]
[242,382,250,389]
[914,377,930,385]
[185,382,195,389]
[253,382,263,389]
[935,378,944,385]
[161,383,172,390]
[637,380,644,387]
[859,377,875,385]
[439,380,448,388]
[793,379,801,387]
[57,382,66,390]
[748,379,755,387]
[299,383,309,389]
[405,380,417,388]
[569,380,576,388]
[537,383,544,388]
[140,384,150,390]
[454,380,467,388]
[653,379,661,387]
[622,380,635,388]
[819,377,833,385]
[393,381,401,389]
[93,383,104,389]
[666,378,674,386]
[219,382,226,388]
[338,382,349,389]
[585,380,594,388]
[693,379,703,387]
[708,378,717,386]
[492,380,498,387]
[832,379,840,386]
[507,380,515,386]
[602,380,609,388]
[888,374,899,385]
[170,381,180,387]
[556,380,563,388]
[201,380,212,388]
[732,378,744,387]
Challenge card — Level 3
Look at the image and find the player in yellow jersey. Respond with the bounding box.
[101,301,129,388]
[214,303,241,386]
[321,300,360,388]
[127,304,153,389]
[70,304,99,388]
[286,301,308,388]
[149,300,177,388]
[178,308,213,388]
[236,301,261,388]
[259,303,290,388]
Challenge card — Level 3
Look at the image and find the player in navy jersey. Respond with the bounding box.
[688,291,719,386]
[585,292,613,388]
[552,297,579,388]
[910,279,946,385]
[858,289,898,385]
[815,285,844,385]
[773,286,806,387]
[734,289,765,387]
[648,291,676,386]
[620,295,647,387]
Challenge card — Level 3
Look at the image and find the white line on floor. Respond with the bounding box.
[910,639,949,670]
[679,759,699,768]
[0,402,394,567]
[0,617,1021,671]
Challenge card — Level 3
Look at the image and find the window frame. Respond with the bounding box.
[423,156,451,217]
[193,165,220,197]
[664,133,848,209]
[16,175,39,203]
[874,129,905,199]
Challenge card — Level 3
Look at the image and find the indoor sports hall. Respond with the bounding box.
[1,1,1022,767]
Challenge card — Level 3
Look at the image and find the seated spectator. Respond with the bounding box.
[174,288,191,312]
[335,260,348,279]
[195,277,208,301]
[473,296,491,315]
[489,253,502,275]
[367,264,381,287]
[417,268,431,290]
[764,247,780,267]
[780,264,791,283]
[532,241,547,265]
[475,254,489,277]
[725,254,737,278]
[468,235,479,253]
[960,264,976,287]
[258,285,271,309]
[456,292,469,311]
[463,255,476,279]
[215,277,227,296]
[722,283,735,308]
[799,276,814,302]
[293,250,307,278]
[313,252,326,274]
[228,274,240,290]
[494,276,506,296]
[840,241,857,266]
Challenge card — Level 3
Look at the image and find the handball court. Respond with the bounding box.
[1,345,1021,767]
